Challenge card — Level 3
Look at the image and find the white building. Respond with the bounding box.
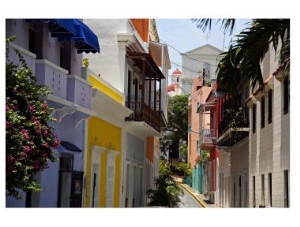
[181,44,222,94]
[82,19,170,207]
[246,44,290,208]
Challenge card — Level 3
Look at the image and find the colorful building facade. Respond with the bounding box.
[82,19,170,207]
[6,19,100,207]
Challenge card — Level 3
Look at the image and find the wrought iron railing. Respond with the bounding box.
[218,107,249,137]
[126,101,161,132]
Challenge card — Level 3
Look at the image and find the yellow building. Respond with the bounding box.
[83,68,132,207]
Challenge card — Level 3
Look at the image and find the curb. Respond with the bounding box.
[177,182,208,208]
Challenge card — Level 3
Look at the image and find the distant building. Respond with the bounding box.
[167,68,182,97]
[181,44,222,94]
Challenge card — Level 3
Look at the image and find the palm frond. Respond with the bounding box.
[216,19,290,94]
[191,18,237,35]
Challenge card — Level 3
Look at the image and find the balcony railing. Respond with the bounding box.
[217,107,249,147]
[218,108,249,136]
[126,101,161,132]
[8,43,36,72]
[200,128,216,143]
[67,75,92,109]
[35,59,68,100]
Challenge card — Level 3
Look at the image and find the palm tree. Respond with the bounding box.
[192,19,290,94]
[146,160,184,207]
[146,172,184,207]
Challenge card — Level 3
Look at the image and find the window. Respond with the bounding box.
[283,76,290,114]
[29,26,35,54]
[177,77,179,82]
[127,70,132,106]
[252,104,256,133]
[284,170,289,207]
[261,174,265,206]
[253,176,256,208]
[233,177,236,207]
[268,173,272,207]
[268,90,272,124]
[239,175,242,207]
[60,44,67,69]
[261,96,265,128]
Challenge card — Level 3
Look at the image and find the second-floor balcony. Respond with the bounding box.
[199,128,217,150]
[126,101,161,132]
[35,59,68,100]
[217,107,249,147]
[67,75,92,109]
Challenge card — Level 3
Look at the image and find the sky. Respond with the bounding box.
[155,18,251,84]
[1,0,298,226]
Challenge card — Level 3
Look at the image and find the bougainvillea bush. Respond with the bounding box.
[6,36,60,199]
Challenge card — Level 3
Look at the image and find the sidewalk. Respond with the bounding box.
[172,176,219,208]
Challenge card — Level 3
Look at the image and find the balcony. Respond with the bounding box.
[199,128,217,150]
[125,101,161,132]
[217,107,249,147]
[67,75,92,109]
[35,59,68,100]
[8,43,36,72]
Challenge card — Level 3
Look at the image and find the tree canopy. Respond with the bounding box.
[160,94,189,159]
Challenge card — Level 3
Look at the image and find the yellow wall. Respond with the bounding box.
[85,74,123,207]
[89,75,123,103]
[85,117,122,207]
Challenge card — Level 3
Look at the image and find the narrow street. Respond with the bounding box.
[178,186,203,208]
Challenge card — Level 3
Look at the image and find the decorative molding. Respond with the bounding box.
[91,145,106,154]
[74,106,96,128]
[92,89,133,124]
[106,149,120,159]
[52,105,77,122]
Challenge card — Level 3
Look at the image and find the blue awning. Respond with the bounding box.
[58,19,100,54]
[59,141,82,153]
[26,19,77,36]
[26,19,100,54]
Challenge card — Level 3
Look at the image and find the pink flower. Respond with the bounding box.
[21,153,26,158]
[43,130,48,136]
[44,142,49,148]
[21,129,29,139]
[56,118,61,123]
[36,128,41,133]
[24,146,31,153]
[29,105,35,112]
[11,105,18,111]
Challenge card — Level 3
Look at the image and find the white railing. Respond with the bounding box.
[199,128,216,144]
